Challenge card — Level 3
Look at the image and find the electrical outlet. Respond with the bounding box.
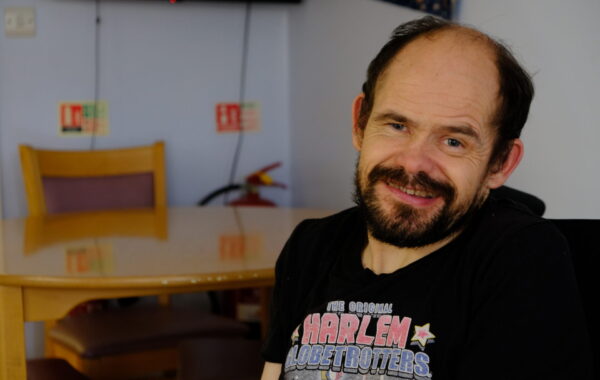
[4,7,36,37]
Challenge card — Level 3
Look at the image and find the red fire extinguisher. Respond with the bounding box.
[198,162,286,325]
[198,162,286,207]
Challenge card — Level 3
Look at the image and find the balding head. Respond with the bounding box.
[358,17,534,169]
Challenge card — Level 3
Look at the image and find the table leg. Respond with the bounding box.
[0,285,26,380]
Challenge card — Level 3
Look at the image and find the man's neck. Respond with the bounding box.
[362,231,460,275]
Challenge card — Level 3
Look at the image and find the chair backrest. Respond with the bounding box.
[20,142,166,216]
[550,218,599,375]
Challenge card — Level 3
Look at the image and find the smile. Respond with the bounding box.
[383,181,441,208]
[386,181,435,199]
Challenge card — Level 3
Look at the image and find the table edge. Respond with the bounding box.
[0,268,275,289]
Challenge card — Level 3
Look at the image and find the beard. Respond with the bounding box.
[353,162,487,248]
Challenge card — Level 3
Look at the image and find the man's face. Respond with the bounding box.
[353,31,516,248]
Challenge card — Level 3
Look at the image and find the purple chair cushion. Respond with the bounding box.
[42,173,154,214]
[49,306,249,358]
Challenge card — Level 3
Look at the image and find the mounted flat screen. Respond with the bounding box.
[176,0,301,2]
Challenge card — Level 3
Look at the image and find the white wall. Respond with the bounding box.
[288,0,421,211]
[459,0,600,217]
[288,0,600,218]
[0,0,293,219]
[1,0,294,358]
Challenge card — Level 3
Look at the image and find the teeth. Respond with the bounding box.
[388,182,433,198]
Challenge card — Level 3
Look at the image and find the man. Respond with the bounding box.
[261,16,592,379]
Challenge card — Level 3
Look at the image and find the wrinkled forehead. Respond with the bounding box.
[374,29,501,127]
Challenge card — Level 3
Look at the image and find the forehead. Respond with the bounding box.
[373,30,500,132]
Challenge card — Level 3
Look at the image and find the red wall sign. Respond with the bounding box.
[58,101,109,136]
[60,104,83,132]
[216,103,242,132]
[215,102,260,133]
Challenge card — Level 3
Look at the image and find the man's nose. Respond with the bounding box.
[394,139,437,175]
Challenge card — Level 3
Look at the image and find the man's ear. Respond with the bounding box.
[486,139,524,189]
[352,94,365,151]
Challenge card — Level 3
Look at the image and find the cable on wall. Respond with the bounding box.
[224,1,252,204]
[90,0,101,151]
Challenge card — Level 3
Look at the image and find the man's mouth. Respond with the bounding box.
[386,181,435,199]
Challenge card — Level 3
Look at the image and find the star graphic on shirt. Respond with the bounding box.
[290,324,300,344]
[411,323,436,349]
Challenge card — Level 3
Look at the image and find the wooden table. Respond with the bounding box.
[0,206,331,380]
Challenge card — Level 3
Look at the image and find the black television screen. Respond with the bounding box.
[183,0,301,2]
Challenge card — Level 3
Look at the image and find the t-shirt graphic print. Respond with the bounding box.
[284,300,433,379]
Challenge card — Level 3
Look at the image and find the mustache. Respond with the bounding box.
[367,165,455,200]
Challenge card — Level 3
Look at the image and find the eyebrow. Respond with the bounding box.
[373,111,483,145]
[440,125,483,145]
[372,111,411,124]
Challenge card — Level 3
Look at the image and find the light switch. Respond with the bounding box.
[4,7,36,37]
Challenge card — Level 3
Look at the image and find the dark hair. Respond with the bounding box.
[358,16,535,168]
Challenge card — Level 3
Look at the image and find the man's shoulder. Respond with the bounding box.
[476,196,556,235]
[280,207,364,263]
[454,197,574,315]
[292,207,365,240]
[463,196,567,258]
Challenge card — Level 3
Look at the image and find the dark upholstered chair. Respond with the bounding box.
[177,338,263,380]
[550,219,599,377]
[50,307,249,379]
[26,358,89,380]
[19,142,248,379]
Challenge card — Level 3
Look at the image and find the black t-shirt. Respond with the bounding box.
[262,197,593,379]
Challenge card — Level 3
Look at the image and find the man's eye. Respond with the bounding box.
[445,138,463,148]
[389,123,407,131]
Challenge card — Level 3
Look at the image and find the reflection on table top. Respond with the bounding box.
[0,207,332,288]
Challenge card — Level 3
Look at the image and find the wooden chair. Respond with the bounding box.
[20,142,166,216]
[19,142,248,379]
